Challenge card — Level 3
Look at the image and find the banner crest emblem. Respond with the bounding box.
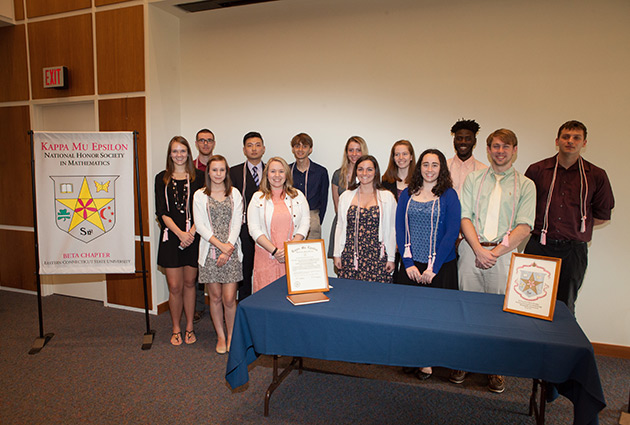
[52,175,119,243]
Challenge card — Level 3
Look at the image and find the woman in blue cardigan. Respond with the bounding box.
[396,148,461,288]
[395,148,461,380]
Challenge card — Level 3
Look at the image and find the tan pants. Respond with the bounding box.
[306,210,321,240]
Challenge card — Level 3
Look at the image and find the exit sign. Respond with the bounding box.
[43,66,68,89]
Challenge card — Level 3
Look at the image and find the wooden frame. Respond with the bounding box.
[284,239,329,295]
[503,253,561,321]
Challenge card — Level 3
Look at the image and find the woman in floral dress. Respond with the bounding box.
[333,155,397,282]
[193,155,243,354]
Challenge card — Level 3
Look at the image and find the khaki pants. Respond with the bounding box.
[306,210,321,240]
[458,239,513,295]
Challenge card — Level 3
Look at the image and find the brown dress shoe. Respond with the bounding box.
[449,369,466,384]
[488,375,505,393]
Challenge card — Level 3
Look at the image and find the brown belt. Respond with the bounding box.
[479,242,499,247]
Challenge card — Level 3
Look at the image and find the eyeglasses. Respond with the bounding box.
[197,138,215,144]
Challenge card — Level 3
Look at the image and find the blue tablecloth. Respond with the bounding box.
[226,277,605,425]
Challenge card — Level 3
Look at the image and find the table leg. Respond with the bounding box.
[529,379,547,425]
[264,355,301,417]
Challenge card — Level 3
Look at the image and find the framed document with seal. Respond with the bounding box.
[284,239,329,305]
[503,253,562,321]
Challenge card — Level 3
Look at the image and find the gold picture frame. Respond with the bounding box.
[503,253,562,321]
[284,239,330,305]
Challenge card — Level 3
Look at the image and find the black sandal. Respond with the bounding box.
[185,330,196,345]
[171,332,182,346]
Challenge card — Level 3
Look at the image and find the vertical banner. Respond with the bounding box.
[33,132,135,274]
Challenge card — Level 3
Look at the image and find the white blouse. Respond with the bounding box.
[192,188,244,266]
[247,190,310,247]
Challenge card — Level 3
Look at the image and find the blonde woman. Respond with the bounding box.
[193,155,243,354]
[328,136,368,258]
[247,157,310,292]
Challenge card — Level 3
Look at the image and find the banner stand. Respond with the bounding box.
[133,131,155,350]
[28,131,54,355]
[27,130,155,353]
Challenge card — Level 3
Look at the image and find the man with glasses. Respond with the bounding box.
[192,129,215,323]
[194,129,215,171]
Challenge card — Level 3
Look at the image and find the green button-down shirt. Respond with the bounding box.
[460,166,536,243]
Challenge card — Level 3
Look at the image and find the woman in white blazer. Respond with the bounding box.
[334,155,397,283]
[193,155,243,354]
[247,157,310,293]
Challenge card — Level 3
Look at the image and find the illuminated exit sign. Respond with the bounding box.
[43,66,68,89]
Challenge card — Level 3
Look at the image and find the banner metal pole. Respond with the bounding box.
[133,131,155,350]
[28,130,54,355]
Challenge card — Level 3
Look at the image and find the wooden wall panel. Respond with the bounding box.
[106,240,152,309]
[98,97,149,236]
[0,25,29,102]
[0,106,33,227]
[0,229,37,291]
[26,0,90,18]
[96,0,133,6]
[13,0,24,21]
[28,14,95,99]
[96,6,145,95]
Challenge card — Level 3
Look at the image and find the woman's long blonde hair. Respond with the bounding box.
[259,157,298,199]
[338,136,368,189]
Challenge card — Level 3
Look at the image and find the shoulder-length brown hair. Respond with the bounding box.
[339,136,368,189]
[203,155,233,197]
[348,155,383,191]
[163,136,196,184]
[408,149,452,197]
[382,140,416,184]
[260,157,298,199]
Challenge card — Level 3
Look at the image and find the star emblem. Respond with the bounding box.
[56,177,113,231]
[521,273,542,294]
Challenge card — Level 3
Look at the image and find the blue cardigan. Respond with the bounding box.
[395,187,461,274]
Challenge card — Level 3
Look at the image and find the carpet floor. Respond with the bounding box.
[1,290,628,424]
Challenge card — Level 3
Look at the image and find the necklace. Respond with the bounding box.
[162,174,191,242]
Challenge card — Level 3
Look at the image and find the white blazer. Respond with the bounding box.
[333,188,397,261]
[247,190,310,246]
[193,188,244,267]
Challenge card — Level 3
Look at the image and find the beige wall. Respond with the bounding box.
[148,4,182,308]
[152,0,629,345]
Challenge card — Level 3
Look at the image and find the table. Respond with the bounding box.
[225,277,606,425]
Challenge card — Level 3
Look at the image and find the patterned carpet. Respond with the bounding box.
[1,290,628,424]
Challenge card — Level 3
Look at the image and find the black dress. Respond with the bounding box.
[155,169,205,268]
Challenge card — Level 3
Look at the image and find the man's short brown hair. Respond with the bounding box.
[486,128,518,147]
[290,132,313,148]
[557,120,587,140]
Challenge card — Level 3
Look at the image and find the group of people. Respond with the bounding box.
[154,119,614,393]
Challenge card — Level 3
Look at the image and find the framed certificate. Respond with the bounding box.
[503,253,562,321]
[284,239,329,295]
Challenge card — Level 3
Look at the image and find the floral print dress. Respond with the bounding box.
[339,205,391,283]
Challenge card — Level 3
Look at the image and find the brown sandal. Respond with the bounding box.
[171,331,182,346]
[185,330,196,345]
